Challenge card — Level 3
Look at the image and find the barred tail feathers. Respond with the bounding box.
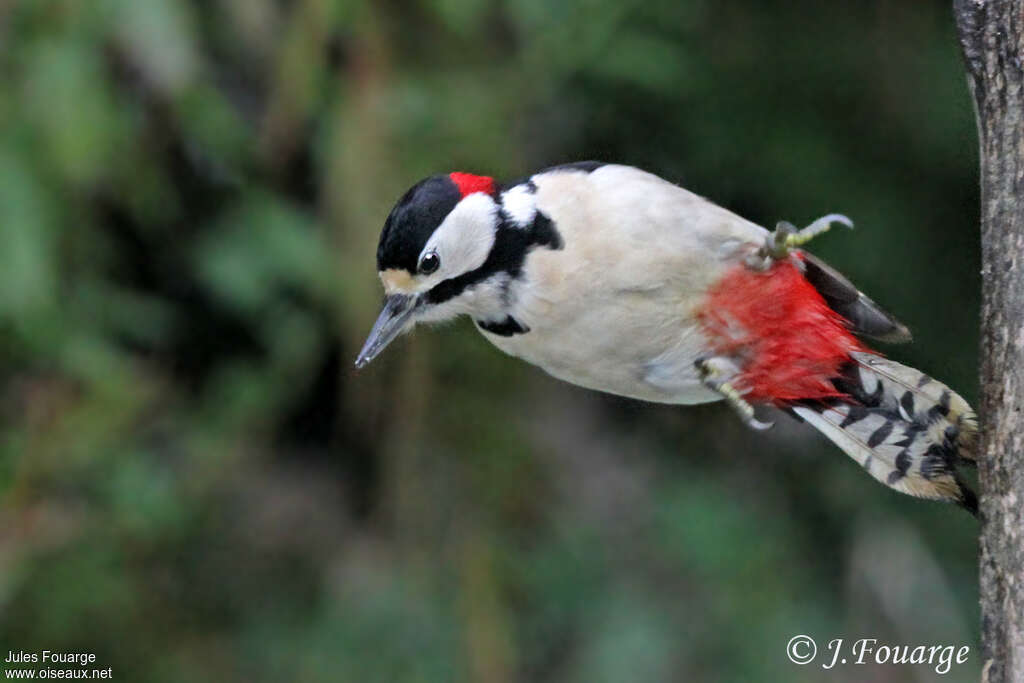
[791,352,978,514]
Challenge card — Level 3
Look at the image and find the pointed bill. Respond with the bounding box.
[355,294,418,368]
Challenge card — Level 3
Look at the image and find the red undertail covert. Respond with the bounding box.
[699,254,867,404]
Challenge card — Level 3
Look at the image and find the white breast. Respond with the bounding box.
[480,164,768,405]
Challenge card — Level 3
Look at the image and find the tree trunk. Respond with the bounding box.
[953,1,1024,681]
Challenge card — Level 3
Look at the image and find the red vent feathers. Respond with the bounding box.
[449,172,495,198]
[699,258,867,404]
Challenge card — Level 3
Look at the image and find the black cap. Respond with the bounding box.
[376,175,462,273]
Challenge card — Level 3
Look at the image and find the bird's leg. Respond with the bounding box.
[696,357,774,431]
[746,214,854,270]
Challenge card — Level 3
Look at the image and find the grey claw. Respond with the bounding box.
[744,415,775,431]
[821,213,854,230]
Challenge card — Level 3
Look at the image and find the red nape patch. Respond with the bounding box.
[698,258,869,404]
[449,172,495,198]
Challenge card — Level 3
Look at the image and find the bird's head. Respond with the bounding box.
[355,172,506,368]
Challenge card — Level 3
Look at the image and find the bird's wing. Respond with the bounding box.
[799,252,912,343]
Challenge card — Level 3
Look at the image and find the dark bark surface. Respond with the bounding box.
[953,1,1024,681]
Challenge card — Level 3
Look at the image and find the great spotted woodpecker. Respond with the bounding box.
[356,163,978,513]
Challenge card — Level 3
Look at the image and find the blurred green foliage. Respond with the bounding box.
[0,0,981,681]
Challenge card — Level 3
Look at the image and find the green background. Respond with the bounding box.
[0,1,981,681]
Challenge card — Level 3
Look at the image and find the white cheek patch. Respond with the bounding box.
[421,193,497,280]
[500,184,537,228]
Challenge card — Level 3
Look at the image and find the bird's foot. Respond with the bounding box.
[696,357,774,431]
[746,213,854,270]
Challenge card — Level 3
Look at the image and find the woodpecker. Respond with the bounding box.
[356,163,978,514]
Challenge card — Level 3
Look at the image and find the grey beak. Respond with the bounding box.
[355,294,418,368]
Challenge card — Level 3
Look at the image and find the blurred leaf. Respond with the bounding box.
[111,0,199,96]
[0,151,58,319]
[195,193,332,316]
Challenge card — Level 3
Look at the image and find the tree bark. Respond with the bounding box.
[953,1,1024,681]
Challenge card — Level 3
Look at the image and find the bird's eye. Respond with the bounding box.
[418,251,440,275]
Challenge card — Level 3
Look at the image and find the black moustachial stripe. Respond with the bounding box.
[476,316,529,336]
[425,182,563,308]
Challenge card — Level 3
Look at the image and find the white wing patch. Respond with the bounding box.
[500,184,537,228]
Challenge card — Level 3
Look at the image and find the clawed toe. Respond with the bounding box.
[748,213,854,270]
[696,358,774,431]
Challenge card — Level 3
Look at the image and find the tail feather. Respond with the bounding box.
[846,351,977,459]
[791,353,978,514]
